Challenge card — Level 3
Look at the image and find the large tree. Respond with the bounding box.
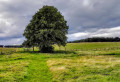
[23,5,69,53]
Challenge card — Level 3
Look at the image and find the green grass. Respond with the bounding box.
[56,42,120,51]
[0,53,29,82]
[0,53,53,82]
[22,53,53,82]
[0,42,120,82]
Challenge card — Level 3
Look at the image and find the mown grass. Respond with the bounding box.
[0,42,120,82]
[0,52,53,82]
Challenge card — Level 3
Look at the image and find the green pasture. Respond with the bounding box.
[56,42,120,51]
[0,42,120,82]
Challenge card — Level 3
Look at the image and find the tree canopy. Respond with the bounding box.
[23,5,69,52]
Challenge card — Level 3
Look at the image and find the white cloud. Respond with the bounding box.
[83,0,90,7]
[0,0,11,2]
[68,26,120,41]
[67,32,89,41]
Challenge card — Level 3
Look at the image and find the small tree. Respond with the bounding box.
[23,5,69,53]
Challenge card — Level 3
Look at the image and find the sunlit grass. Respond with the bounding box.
[55,42,120,51]
[0,53,32,81]
[47,55,120,82]
[0,53,53,82]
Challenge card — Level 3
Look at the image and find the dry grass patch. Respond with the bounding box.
[47,55,120,82]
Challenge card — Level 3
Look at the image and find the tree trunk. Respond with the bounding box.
[33,46,34,52]
[65,46,66,51]
[59,46,60,50]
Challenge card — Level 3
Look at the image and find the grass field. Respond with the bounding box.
[0,42,120,82]
[56,42,120,50]
[0,48,18,55]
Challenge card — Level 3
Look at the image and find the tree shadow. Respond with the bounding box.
[17,50,77,55]
[54,50,76,54]
[16,50,88,59]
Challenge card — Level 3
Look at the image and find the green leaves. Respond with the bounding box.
[23,5,69,52]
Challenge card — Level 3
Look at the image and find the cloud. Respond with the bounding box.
[0,37,25,45]
[68,26,120,41]
[0,0,120,44]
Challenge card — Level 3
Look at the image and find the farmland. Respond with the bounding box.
[0,42,120,82]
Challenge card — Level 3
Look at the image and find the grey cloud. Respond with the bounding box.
[0,37,25,45]
[0,0,120,44]
[59,0,120,33]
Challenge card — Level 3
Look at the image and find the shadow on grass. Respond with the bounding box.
[17,50,77,54]
[16,50,79,59]
[54,50,77,54]
[100,53,120,55]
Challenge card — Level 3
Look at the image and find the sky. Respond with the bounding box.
[0,0,120,45]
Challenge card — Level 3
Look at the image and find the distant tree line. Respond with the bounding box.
[68,37,120,43]
[0,45,3,47]
[0,45,22,48]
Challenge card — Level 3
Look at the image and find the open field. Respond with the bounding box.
[0,48,18,55]
[56,42,120,51]
[0,42,120,82]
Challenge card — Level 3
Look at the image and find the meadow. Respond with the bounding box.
[0,48,18,55]
[0,42,120,82]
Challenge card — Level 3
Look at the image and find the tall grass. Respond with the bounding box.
[0,48,18,55]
